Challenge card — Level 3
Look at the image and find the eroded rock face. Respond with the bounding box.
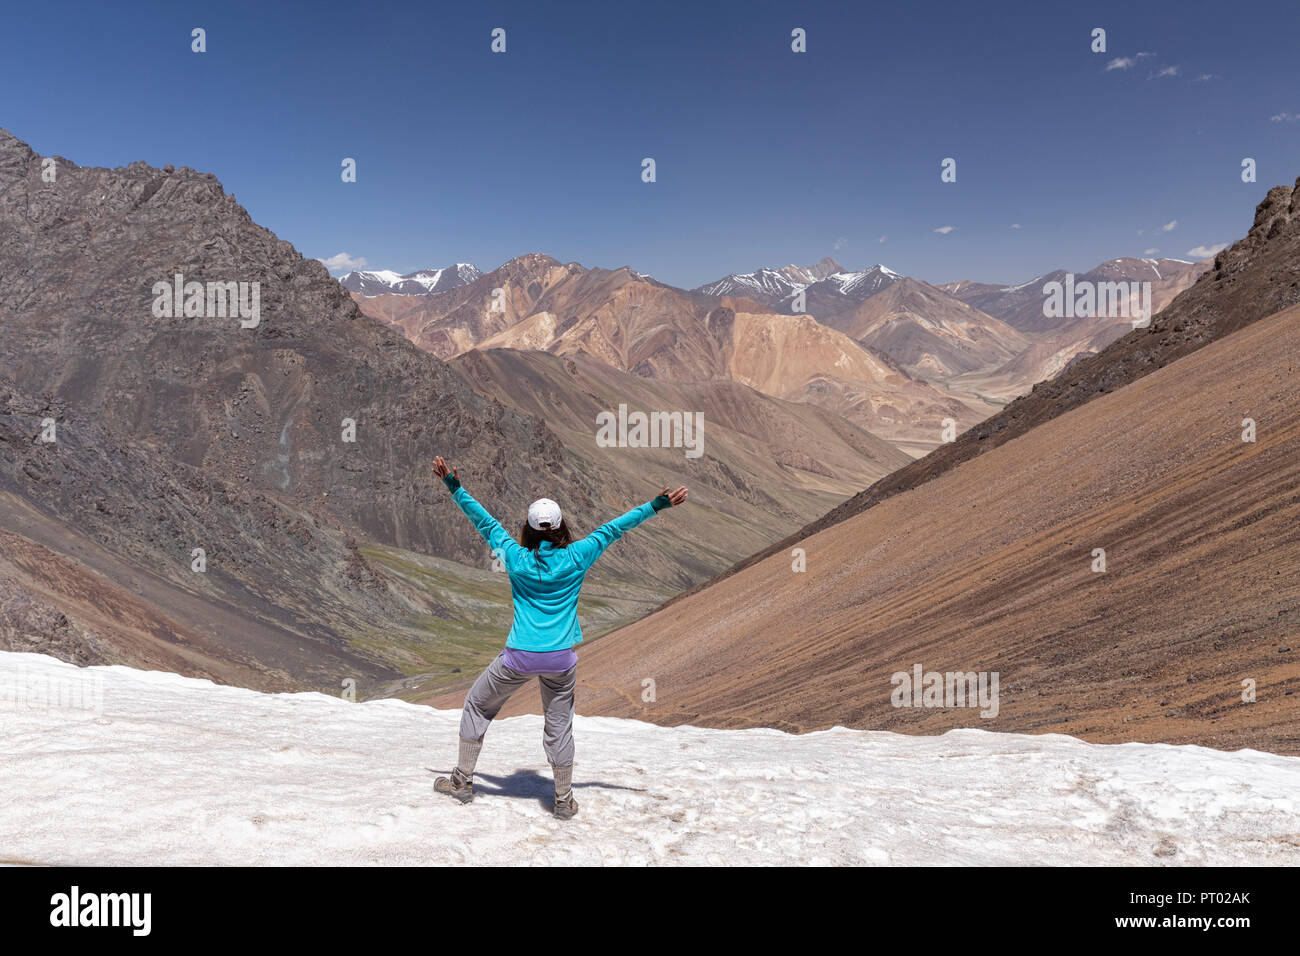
[0,373,417,685]
[0,128,586,565]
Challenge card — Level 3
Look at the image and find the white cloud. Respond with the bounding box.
[1109,52,1177,78]
[933,226,955,235]
[1143,248,1160,255]
[1160,220,1178,233]
[1271,112,1300,123]
[1186,243,1228,259]
[1195,73,1216,82]
[878,235,887,243]
[1010,223,1022,229]
[832,237,848,251]
[318,253,368,272]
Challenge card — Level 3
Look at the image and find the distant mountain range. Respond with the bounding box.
[694,255,852,302]
[338,263,482,296]
[348,254,989,454]
[939,257,1207,334]
[347,252,1210,454]
[696,260,902,316]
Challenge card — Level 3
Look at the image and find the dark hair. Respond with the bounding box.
[519,518,573,551]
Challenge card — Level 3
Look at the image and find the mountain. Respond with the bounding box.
[717,304,989,453]
[950,320,1130,403]
[0,375,411,691]
[353,255,992,452]
[467,177,1300,755]
[10,649,1300,865]
[338,263,481,296]
[448,348,912,562]
[798,265,904,318]
[824,276,1031,382]
[940,257,1210,335]
[694,261,902,316]
[693,262,1048,409]
[353,253,574,360]
[776,256,846,285]
[695,258,1208,406]
[694,256,845,306]
[930,257,1215,403]
[0,131,585,566]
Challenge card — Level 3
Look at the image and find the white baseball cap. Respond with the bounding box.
[528,497,563,531]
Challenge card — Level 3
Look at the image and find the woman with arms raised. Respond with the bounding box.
[431,455,687,820]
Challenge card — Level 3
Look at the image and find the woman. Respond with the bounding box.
[431,455,687,820]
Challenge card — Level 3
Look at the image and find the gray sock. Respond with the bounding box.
[553,763,573,799]
[457,736,483,777]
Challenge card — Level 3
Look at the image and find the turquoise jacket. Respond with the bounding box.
[445,479,667,652]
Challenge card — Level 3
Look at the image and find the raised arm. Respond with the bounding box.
[434,457,523,567]
[569,485,687,570]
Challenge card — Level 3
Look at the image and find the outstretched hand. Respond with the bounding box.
[433,456,458,482]
[659,485,688,507]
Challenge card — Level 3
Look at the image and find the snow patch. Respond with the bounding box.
[2,653,1298,865]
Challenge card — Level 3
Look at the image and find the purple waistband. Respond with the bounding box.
[500,647,578,675]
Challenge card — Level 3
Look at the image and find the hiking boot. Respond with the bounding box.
[434,768,474,804]
[553,790,579,820]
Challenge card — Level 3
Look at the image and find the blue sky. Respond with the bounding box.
[4,0,1298,287]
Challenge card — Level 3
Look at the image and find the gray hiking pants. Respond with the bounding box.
[459,654,576,767]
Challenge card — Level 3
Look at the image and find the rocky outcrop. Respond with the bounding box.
[0,374,412,684]
[0,129,593,567]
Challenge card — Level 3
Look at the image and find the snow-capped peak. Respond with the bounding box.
[695,260,902,307]
[338,263,482,296]
[1000,275,1042,293]
[822,264,902,299]
[357,269,405,285]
